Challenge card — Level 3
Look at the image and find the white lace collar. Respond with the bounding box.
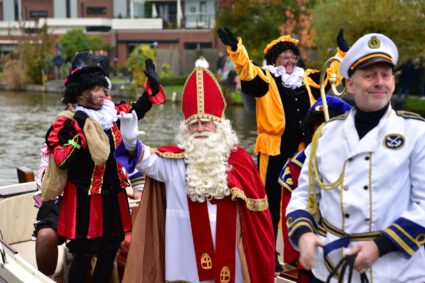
[76,99,118,130]
[262,65,305,89]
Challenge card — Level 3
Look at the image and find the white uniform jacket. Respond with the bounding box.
[286,106,425,283]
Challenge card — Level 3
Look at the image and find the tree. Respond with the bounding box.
[20,23,54,84]
[59,29,110,61]
[59,29,91,61]
[312,0,425,64]
[126,45,156,86]
[2,21,53,86]
[216,0,315,63]
[279,0,316,59]
[216,0,285,63]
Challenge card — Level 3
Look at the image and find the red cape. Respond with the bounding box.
[123,145,275,283]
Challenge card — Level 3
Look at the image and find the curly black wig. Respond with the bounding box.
[63,67,108,104]
[264,41,300,65]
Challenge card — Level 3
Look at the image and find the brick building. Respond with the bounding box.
[0,0,225,74]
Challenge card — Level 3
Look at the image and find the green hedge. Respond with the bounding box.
[160,76,187,86]
[406,97,425,116]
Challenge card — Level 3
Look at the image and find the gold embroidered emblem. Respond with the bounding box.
[368,36,380,49]
[200,253,212,270]
[220,266,231,283]
[383,134,405,150]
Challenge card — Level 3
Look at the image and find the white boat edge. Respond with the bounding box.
[1,239,54,283]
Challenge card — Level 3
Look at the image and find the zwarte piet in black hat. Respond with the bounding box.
[263,35,300,65]
[63,51,108,104]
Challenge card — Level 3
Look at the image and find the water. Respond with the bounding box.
[0,90,258,186]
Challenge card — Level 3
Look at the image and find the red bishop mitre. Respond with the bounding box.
[182,67,226,123]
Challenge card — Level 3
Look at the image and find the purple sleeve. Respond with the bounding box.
[114,140,143,173]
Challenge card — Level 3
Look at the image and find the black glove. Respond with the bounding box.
[73,110,89,130]
[144,58,160,96]
[131,92,152,119]
[217,28,238,52]
[336,28,349,52]
[57,119,78,145]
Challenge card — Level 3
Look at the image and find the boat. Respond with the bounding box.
[0,167,138,283]
[0,168,54,282]
[0,168,296,283]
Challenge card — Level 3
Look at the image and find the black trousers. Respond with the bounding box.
[67,236,123,283]
[259,153,288,241]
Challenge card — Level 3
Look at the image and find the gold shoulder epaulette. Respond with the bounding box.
[151,148,185,159]
[396,110,425,122]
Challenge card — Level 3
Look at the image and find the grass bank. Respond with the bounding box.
[405,97,425,116]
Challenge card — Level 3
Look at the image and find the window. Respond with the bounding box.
[86,26,111,32]
[30,10,48,18]
[86,7,106,15]
[184,42,212,50]
[66,0,71,18]
[200,1,206,21]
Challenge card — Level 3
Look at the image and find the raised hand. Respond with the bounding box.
[337,28,349,52]
[217,28,238,51]
[144,58,160,96]
[118,110,145,151]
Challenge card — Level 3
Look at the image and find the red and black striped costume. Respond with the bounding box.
[44,94,154,251]
[46,113,131,243]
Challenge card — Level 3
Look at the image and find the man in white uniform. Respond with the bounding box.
[286,33,425,283]
[116,67,275,283]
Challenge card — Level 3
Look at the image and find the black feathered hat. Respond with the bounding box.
[263,35,300,65]
[63,52,108,104]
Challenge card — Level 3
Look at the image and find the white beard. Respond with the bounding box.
[175,119,239,203]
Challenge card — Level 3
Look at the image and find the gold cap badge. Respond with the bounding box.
[368,36,380,49]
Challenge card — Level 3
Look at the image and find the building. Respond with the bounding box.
[0,0,224,74]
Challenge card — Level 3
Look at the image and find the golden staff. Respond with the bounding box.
[319,56,347,121]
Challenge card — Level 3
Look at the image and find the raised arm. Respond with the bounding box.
[116,59,165,119]
[217,28,269,97]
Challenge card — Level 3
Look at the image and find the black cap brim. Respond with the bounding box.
[348,57,394,77]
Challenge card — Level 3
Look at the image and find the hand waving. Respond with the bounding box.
[144,58,160,96]
[336,28,349,52]
[118,111,145,151]
[217,28,238,52]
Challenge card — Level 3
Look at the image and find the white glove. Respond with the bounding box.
[118,110,145,151]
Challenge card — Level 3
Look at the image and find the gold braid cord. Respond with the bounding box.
[307,123,347,218]
[230,188,269,211]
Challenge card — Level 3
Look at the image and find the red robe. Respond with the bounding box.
[122,145,275,283]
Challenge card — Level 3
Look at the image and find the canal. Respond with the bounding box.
[0,90,258,186]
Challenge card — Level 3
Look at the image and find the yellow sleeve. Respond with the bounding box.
[226,38,272,83]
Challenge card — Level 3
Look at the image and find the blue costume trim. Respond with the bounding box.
[383,217,425,258]
[278,163,293,192]
[287,209,317,237]
[278,151,306,192]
